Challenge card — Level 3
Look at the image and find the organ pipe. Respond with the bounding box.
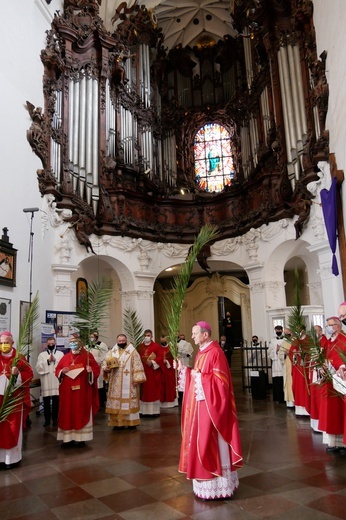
[277,47,295,186]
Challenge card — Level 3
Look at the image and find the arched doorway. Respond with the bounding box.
[154,273,251,344]
[218,297,242,347]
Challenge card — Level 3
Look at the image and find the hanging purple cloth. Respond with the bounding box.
[320,176,339,276]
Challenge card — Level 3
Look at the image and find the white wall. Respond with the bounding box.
[313,0,346,237]
[0,1,62,353]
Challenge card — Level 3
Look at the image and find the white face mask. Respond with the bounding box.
[144,337,151,345]
[325,325,335,336]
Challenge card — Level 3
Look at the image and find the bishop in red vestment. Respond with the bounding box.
[178,321,242,500]
[55,335,100,447]
[0,331,33,467]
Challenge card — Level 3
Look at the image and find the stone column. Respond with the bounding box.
[51,263,78,311]
[121,272,157,332]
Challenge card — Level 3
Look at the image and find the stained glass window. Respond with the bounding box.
[194,123,235,192]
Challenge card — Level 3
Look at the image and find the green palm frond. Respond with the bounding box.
[17,292,40,357]
[287,270,306,342]
[0,386,27,423]
[73,277,113,346]
[0,292,39,424]
[123,308,145,349]
[164,224,219,359]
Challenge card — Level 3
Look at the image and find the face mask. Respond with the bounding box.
[69,342,80,352]
[220,341,225,346]
[252,340,258,346]
[161,341,167,346]
[47,344,55,351]
[118,343,127,349]
[342,319,346,326]
[0,343,12,354]
[89,337,95,343]
[325,325,335,336]
[276,331,282,337]
[144,337,151,345]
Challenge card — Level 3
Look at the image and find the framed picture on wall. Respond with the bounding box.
[20,301,31,327]
[76,278,88,309]
[0,298,11,332]
[0,228,17,287]
[0,250,16,287]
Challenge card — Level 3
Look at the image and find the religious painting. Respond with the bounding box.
[76,278,88,309]
[0,250,16,287]
[0,228,17,287]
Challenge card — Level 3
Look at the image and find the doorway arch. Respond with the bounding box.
[154,273,251,343]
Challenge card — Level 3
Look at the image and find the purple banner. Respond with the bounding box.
[320,176,339,276]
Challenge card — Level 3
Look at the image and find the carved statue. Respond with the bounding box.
[286,183,314,240]
[63,196,97,254]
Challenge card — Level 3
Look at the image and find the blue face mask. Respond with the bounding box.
[70,342,79,352]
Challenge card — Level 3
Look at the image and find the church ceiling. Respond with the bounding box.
[103,1,237,49]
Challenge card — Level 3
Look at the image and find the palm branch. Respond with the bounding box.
[0,292,39,423]
[287,270,306,343]
[286,270,313,394]
[123,308,145,349]
[164,224,219,359]
[18,292,40,357]
[73,277,113,347]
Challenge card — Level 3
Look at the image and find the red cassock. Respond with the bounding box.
[318,333,345,435]
[55,349,100,431]
[179,341,243,480]
[138,341,164,402]
[0,350,33,449]
[289,337,311,413]
[160,346,177,404]
[309,336,328,423]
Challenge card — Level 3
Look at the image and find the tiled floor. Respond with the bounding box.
[1,377,346,520]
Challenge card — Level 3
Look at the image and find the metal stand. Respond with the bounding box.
[23,207,39,362]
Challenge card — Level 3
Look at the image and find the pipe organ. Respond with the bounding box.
[27,0,330,246]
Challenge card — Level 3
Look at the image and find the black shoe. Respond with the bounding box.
[61,441,75,449]
[113,426,125,431]
[5,461,20,470]
[127,425,137,430]
[326,446,339,453]
[76,441,86,448]
[43,422,50,427]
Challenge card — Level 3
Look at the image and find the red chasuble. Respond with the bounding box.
[179,341,242,480]
[0,349,33,449]
[318,332,346,436]
[289,337,311,412]
[55,348,100,431]
[138,341,164,402]
[160,346,177,404]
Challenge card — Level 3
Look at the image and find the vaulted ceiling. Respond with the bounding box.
[102,0,237,49]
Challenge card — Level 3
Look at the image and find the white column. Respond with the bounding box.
[245,264,267,341]
[307,241,344,318]
[51,264,78,311]
[120,272,156,331]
